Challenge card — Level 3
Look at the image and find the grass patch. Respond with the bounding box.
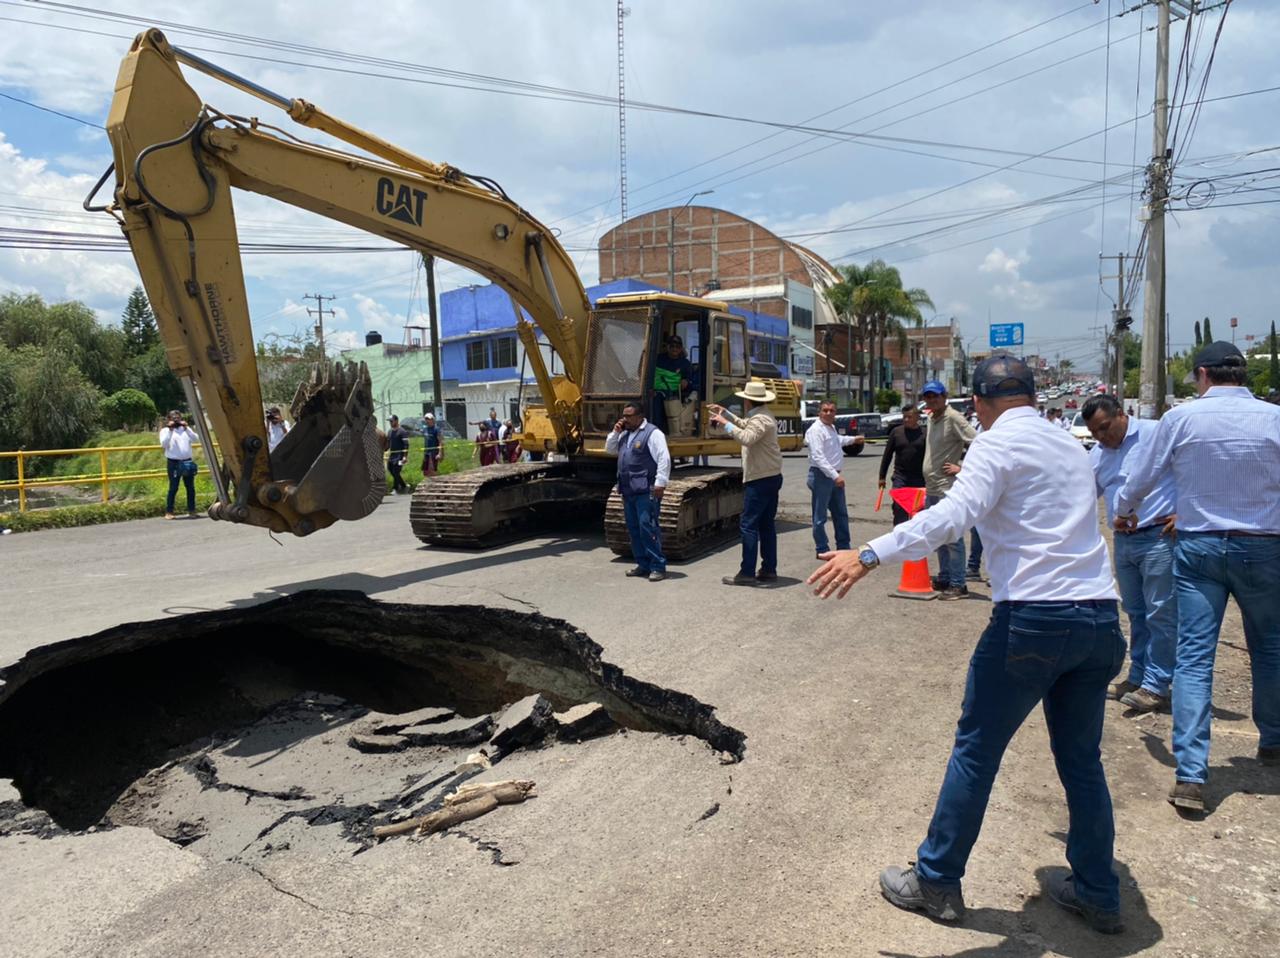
[2,432,479,533]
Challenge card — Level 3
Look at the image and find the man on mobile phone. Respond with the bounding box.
[605,400,670,582]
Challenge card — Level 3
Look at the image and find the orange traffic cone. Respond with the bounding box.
[888,487,937,600]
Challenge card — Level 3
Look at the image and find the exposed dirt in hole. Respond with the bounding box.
[0,591,743,858]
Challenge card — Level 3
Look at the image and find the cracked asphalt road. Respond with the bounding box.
[2,451,1277,957]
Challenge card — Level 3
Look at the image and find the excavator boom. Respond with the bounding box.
[102,29,592,535]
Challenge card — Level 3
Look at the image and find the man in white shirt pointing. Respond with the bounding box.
[809,353,1125,935]
[804,400,862,558]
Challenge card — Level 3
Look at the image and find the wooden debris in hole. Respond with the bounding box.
[371,780,537,839]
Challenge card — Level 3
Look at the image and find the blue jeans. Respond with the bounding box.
[622,493,665,573]
[165,458,195,513]
[740,473,782,577]
[807,467,850,554]
[1112,527,1176,696]
[926,493,966,587]
[967,528,984,574]
[916,600,1124,914]
[1171,533,1280,784]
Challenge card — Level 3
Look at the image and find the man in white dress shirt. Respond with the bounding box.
[1115,341,1280,814]
[804,401,861,558]
[159,409,200,519]
[809,353,1125,934]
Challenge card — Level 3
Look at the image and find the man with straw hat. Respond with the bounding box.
[708,381,783,586]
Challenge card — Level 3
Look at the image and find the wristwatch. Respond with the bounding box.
[857,543,880,570]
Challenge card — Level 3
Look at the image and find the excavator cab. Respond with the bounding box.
[579,292,796,454]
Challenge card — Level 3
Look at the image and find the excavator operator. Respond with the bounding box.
[654,335,697,436]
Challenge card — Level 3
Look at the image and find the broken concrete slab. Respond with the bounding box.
[399,714,494,748]
[348,733,408,754]
[553,703,616,742]
[490,695,554,754]
[362,706,454,735]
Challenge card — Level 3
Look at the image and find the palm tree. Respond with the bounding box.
[824,260,933,401]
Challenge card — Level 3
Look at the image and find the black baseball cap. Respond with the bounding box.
[667,335,683,346]
[1185,340,1245,383]
[973,352,1036,399]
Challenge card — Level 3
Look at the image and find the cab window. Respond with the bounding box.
[713,317,748,379]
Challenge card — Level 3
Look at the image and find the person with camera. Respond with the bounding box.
[265,406,290,453]
[605,400,670,582]
[159,410,200,519]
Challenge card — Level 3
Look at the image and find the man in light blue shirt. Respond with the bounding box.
[1085,395,1177,714]
[1116,341,1280,814]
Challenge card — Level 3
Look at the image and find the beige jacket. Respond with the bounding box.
[922,405,976,496]
[725,407,783,482]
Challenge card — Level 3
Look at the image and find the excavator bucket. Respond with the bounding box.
[270,361,385,522]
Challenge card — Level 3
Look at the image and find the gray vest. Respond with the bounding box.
[617,421,658,497]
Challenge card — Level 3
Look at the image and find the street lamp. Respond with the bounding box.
[669,190,714,292]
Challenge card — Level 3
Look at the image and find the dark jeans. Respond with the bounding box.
[165,458,195,513]
[968,528,984,574]
[739,473,782,577]
[915,600,1124,913]
[388,455,407,492]
[622,493,666,573]
[807,467,850,553]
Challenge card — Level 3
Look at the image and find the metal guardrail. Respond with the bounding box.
[0,443,212,513]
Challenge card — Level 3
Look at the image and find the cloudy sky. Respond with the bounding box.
[1,0,1277,370]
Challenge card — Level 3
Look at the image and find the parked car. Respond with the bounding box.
[1069,412,1097,450]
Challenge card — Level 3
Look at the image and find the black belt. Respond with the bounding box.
[1224,530,1280,538]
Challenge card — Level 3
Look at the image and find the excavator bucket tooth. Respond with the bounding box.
[270,360,385,521]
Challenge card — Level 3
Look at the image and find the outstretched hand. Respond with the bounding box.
[807,549,869,599]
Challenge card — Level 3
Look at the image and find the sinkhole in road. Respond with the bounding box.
[0,591,744,847]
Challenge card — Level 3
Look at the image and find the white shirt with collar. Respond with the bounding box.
[159,424,199,460]
[267,420,289,453]
[1116,385,1280,533]
[604,419,672,487]
[804,419,858,480]
[868,405,1116,603]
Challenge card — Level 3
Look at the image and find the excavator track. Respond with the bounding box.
[604,466,744,562]
[410,462,607,548]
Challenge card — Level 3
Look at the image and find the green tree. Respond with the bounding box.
[100,388,158,430]
[124,343,185,415]
[1193,319,1202,348]
[257,328,325,407]
[12,344,101,451]
[823,260,933,400]
[120,286,159,357]
[1203,317,1213,343]
[874,387,902,413]
[0,293,126,394]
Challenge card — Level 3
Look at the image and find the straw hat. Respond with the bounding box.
[734,380,776,403]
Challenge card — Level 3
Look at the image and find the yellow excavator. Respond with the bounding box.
[97,29,802,556]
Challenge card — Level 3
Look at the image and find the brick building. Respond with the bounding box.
[811,318,971,406]
[597,206,840,386]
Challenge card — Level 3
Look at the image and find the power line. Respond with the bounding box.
[0,89,100,128]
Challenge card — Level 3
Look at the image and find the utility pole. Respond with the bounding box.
[422,254,445,417]
[1138,0,1171,419]
[1100,252,1131,399]
[304,292,336,358]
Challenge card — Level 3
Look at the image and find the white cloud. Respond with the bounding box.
[979,247,1023,277]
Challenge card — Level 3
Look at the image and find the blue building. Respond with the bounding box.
[437,278,791,436]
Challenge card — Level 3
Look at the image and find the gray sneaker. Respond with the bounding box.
[1046,872,1123,935]
[648,570,667,582]
[722,574,758,587]
[878,864,965,922]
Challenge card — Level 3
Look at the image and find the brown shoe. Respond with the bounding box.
[722,574,758,587]
[1168,781,1205,812]
[1108,679,1139,701]
[1120,688,1169,713]
[1258,746,1280,766]
[756,570,778,582]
